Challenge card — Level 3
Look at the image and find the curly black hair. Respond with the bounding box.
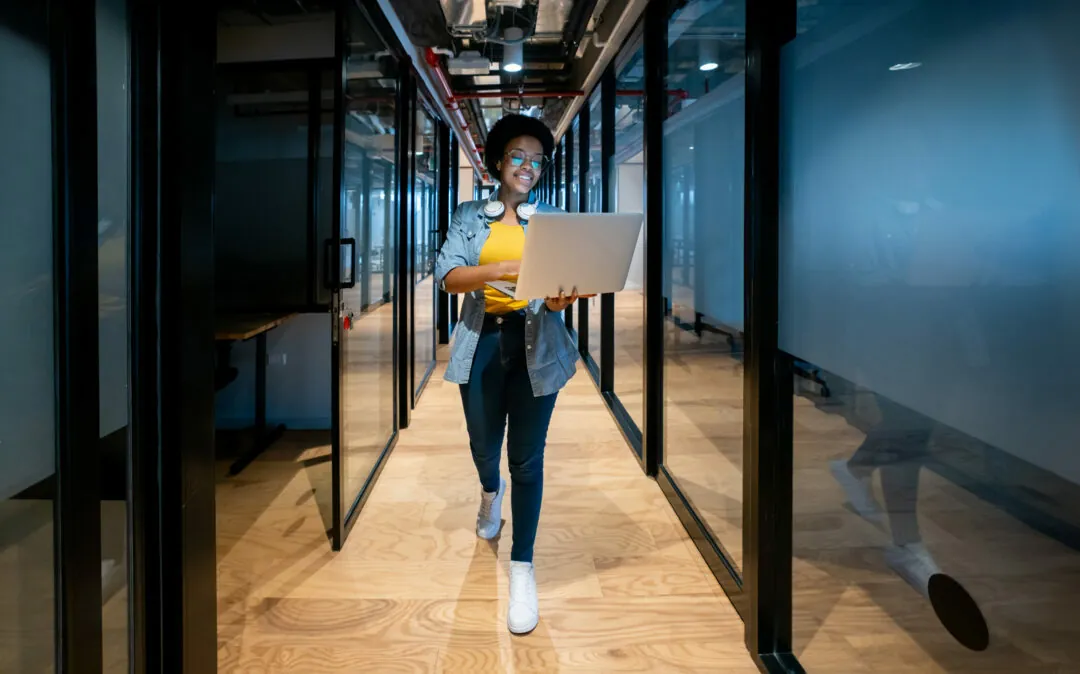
[483,113,555,178]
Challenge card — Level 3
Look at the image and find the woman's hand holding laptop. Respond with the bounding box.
[544,287,596,312]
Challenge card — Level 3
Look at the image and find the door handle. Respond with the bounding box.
[324,238,357,289]
[341,238,356,289]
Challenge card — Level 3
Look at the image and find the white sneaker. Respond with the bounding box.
[885,542,942,598]
[476,477,506,540]
[830,459,884,523]
[508,561,539,635]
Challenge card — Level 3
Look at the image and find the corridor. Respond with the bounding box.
[215,361,756,673]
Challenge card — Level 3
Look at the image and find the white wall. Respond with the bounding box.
[214,313,332,430]
[458,146,475,204]
[617,162,645,291]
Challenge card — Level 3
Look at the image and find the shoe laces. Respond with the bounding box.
[479,491,495,522]
[510,563,536,601]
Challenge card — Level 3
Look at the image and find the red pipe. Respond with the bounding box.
[424,48,485,175]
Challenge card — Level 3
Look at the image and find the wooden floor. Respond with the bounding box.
[216,357,756,672]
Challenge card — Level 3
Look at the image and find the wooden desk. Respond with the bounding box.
[215,313,296,477]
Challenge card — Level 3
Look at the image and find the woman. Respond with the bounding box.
[434,114,582,635]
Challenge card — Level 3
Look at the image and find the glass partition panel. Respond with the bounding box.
[96,0,131,667]
[661,0,746,573]
[585,90,604,369]
[780,1,1080,669]
[341,1,398,511]
[567,119,578,213]
[215,62,313,312]
[614,38,646,429]
[413,108,438,396]
[0,4,57,670]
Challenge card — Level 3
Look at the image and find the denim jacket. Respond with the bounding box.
[434,199,579,397]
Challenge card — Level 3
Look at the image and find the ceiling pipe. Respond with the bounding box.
[616,89,690,99]
[423,47,490,180]
[451,90,586,101]
[372,0,488,179]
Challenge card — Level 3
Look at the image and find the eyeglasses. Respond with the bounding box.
[505,149,547,173]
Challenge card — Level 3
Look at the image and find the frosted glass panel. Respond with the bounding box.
[0,6,56,670]
[661,0,746,574]
[780,1,1080,669]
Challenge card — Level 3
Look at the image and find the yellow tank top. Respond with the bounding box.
[479,221,528,314]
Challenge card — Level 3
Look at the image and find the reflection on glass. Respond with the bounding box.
[563,129,577,336]
[97,0,130,668]
[585,93,604,368]
[780,0,1080,669]
[614,39,646,429]
[0,5,56,669]
[341,1,397,511]
[661,0,746,572]
[413,109,438,396]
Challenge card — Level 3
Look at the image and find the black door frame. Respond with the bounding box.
[330,0,410,549]
[48,0,105,669]
[129,0,219,668]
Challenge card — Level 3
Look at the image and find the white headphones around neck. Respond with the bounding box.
[482,187,538,223]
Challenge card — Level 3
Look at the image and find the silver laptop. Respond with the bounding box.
[487,212,643,301]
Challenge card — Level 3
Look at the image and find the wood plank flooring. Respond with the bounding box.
[216,358,755,673]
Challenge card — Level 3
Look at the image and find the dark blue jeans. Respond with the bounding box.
[460,311,558,563]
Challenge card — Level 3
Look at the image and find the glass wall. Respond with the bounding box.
[585,90,604,368]
[97,0,131,667]
[557,140,567,210]
[780,1,1080,669]
[341,1,397,510]
[614,37,646,429]
[567,118,579,213]
[0,4,56,670]
[413,106,438,396]
[214,63,315,312]
[661,0,747,573]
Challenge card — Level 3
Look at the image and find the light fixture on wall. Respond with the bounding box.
[502,27,524,73]
[698,40,719,72]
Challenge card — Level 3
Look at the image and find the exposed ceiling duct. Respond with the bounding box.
[385,0,455,47]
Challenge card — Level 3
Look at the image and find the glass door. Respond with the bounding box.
[330,0,399,549]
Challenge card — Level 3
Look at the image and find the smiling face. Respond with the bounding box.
[498,135,545,197]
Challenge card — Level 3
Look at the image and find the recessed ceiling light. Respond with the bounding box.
[699,40,720,72]
[889,62,922,71]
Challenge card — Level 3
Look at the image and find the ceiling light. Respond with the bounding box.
[698,41,719,72]
[889,62,922,71]
[502,27,524,73]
